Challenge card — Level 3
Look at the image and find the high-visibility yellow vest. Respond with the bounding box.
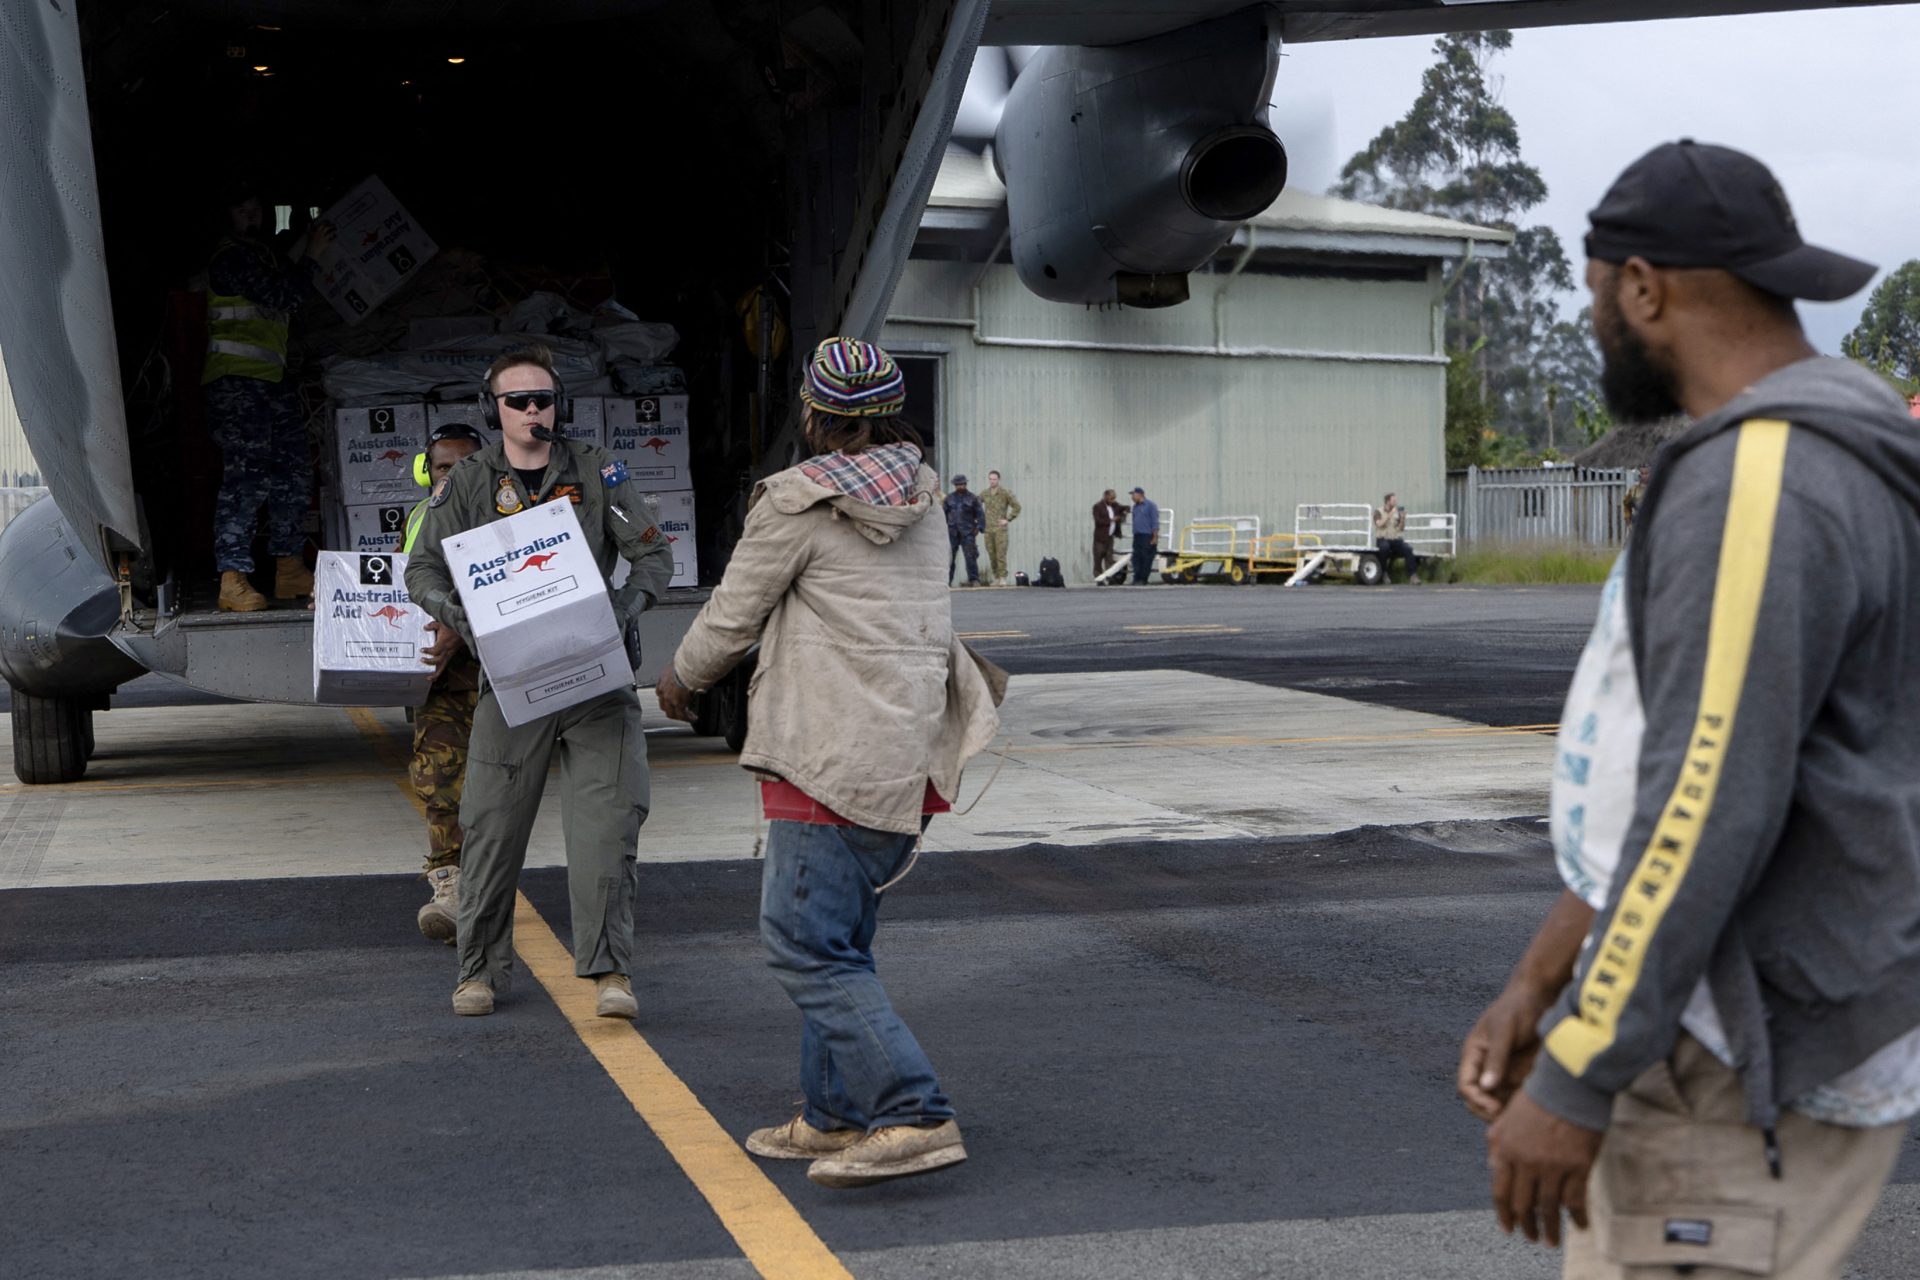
[402,498,429,555]
[201,238,291,385]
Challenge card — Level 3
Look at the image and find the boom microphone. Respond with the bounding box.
[531,426,561,442]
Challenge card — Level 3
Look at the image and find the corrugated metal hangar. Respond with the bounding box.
[883,151,1510,583]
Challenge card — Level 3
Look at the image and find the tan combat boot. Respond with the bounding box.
[274,555,314,600]
[218,570,269,613]
[452,979,493,1016]
[594,973,638,1019]
[807,1119,967,1188]
[417,865,458,943]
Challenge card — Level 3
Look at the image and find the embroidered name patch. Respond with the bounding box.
[1664,1219,1713,1247]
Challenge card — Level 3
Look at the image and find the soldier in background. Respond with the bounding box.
[1621,462,1651,531]
[981,471,1022,586]
[404,425,483,942]
[202,180,333,611]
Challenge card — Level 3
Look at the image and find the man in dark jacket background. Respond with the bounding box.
[1459,142,1920,1276]
[944,475,986,586]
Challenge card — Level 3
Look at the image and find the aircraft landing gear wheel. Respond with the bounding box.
[11,689,88,784]
[1355,554,1384,587]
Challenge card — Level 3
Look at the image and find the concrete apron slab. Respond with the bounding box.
[0,670,1554,889]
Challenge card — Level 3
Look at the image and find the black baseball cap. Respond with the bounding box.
[1585,140,1875,302]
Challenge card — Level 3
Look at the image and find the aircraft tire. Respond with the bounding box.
[11,688,88,784]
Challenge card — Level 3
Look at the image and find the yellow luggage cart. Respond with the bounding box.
[1162,519,1322,585]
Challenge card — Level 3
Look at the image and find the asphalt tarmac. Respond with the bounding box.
[4,585,1916,1279]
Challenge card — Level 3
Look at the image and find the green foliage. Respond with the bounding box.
[1336,32,1602,449]
[1451,540,1617,584]
[1843,261,1920,393]
[1445,342,1491,468]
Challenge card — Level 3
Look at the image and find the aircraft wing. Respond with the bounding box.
[0,0,140,568]
[985,0,1908,45]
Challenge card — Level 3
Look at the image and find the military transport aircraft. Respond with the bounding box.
[0,0,1903,782]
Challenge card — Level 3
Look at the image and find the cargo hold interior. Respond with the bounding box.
[79,4,814,617]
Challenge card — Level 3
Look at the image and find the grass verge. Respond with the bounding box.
[1446,541,1618,585]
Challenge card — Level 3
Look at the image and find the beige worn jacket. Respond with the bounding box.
[672,458,1007,834]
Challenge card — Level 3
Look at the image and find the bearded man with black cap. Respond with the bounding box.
[656,337,1005,1189]
[1456,141,1920,1275]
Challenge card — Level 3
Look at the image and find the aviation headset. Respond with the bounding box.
[477,362,570,435]
[412,422,488,488]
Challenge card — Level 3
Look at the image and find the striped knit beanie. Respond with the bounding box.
[799,337,907,418]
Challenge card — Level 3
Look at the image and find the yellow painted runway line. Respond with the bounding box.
[513,895,854,1280]
[346,707,852,1280]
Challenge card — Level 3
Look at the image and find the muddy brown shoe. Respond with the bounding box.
[594,973,637,1019]
[274,555,314,600]
[746,1114,863,1160]
[452,979,493,1017]
[807,1120,966,1188]
[218,570,269,613]
[417,866,458,943]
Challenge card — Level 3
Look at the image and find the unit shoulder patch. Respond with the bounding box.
[428,478,451,508]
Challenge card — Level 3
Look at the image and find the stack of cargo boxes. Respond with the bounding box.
[325,390,695,589]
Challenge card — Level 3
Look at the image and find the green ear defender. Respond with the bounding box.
[412,452,431,487]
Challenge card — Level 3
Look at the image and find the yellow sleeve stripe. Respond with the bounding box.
[1545,419,1791,1079]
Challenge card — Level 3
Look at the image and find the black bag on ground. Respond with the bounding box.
[1014,571,1031,586]
[1037,557,1065,588]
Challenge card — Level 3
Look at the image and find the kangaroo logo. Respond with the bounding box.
[378,449,408,465]
[639,437,670,454]
[367,605,408,628]
[515,553,560,572]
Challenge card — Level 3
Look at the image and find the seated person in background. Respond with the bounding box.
[1373,492,1419,584]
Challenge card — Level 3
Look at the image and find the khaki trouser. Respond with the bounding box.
[1565,1033,1904,1279]
[985,528,1009,582]
[456,685,651,991]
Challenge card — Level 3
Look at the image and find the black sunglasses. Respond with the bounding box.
[498,390,557,411]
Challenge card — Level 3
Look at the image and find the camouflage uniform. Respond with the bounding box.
[981,485,1022,583]
[409,651,482,871]
[206,376,311,572]
[204,238,315,574]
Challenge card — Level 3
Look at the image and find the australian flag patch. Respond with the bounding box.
[601,460,628,488]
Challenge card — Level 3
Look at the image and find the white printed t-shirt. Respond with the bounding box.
[1551,553,1920,1127]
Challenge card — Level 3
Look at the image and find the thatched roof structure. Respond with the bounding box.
[1572,416,1689,469]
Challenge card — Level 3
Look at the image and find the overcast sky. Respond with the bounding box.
[1267,7,1920,354]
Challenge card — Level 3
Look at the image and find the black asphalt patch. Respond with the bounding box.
[9,830,1915,1278]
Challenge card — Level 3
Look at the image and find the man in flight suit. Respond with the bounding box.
[404,425,483,943]
[406,346,672,1018]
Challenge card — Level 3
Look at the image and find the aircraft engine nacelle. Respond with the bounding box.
[993,6,1287,308]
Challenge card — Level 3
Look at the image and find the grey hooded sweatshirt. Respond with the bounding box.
[1528,357,1920,1135]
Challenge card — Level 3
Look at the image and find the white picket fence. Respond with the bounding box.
[1446,465,1633,547]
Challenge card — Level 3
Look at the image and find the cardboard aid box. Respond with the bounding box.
[604,396,690,490]
[655,490,698,588]
[312,552,436,705]
[311,175,440,325]
[444,500,630,727]
[334,402,426,503]
[343,502,414,554]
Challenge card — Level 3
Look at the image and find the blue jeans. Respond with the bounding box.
[759,820,954,1133]
[1131,532,1156,584]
